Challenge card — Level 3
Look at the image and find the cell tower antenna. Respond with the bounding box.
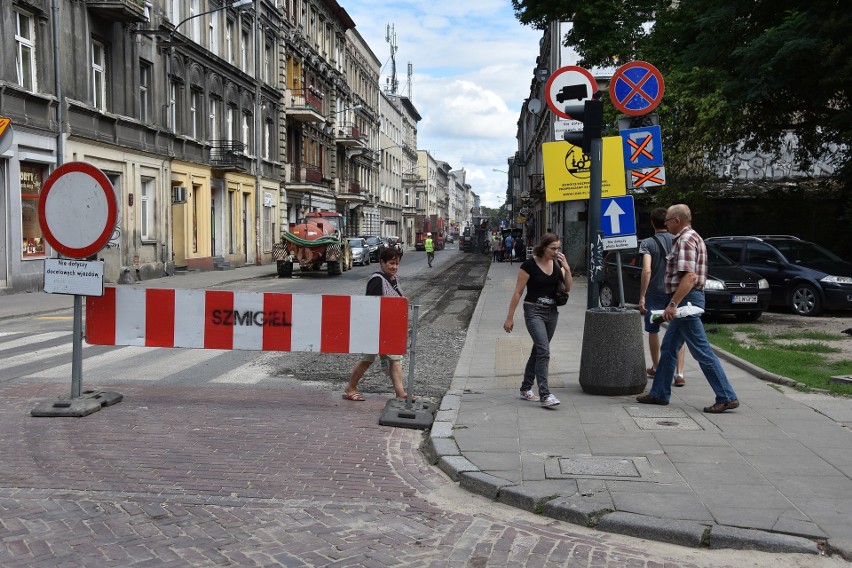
[385,23,399,94]
[406,62,413,100]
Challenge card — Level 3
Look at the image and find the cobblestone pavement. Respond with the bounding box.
[0,383,834,567]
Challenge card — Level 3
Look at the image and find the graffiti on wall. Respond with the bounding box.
[712,132,841,181]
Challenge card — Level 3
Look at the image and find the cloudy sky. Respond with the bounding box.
[344,0,543,208]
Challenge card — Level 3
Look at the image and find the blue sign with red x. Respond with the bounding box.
[620,125,664,169]
[610,61,665,116]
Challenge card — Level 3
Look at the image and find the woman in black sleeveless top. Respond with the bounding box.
[503,233,572,407]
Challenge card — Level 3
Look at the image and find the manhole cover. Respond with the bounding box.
[558,457,640,477]
[633,416,703,430]
[625,405,704,430]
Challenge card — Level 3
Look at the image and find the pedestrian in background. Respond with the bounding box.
[503,232,572,408]
[425,232,435,268]
[343,248,408,401]
[491,234,502,263]
[637,204,740,413]
[639,208,686,386]
[514,236,526,263]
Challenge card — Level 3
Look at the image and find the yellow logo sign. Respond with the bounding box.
[543,137,627,202]
[0,117,11,138]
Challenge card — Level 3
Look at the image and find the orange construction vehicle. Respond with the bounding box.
[272,212,351,277]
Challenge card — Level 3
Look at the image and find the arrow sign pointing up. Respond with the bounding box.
[604,199,626,234]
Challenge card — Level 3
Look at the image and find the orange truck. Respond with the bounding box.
[272,212,351,277]
[414,215,445,251]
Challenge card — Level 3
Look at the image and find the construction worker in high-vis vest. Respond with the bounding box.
[425,233,434,268]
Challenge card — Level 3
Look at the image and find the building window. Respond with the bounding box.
[190,0,201,42]
[209,97,219,141]
[92,39,107,111]
[190,90,201,139]
[169,81,179,131]
[241,30,249,71]
[226,105,235,141]
[209,11,219,55]
[264,42,273,83]
[263,199,274,252]
[140,61,151,122]
[226,20,234,64]
[263,120,272,160]
[169,0,180,23]
[21,164,46,258]
[242,112,251,153]
[14,9,36,92]
[140,178,154,240]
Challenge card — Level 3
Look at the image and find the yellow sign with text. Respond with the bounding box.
[543,137,627,202]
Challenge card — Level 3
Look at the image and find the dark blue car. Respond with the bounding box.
[706,236,852,316]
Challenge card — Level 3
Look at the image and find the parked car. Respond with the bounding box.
[347,238,370,266]
[705,235,852,316]
[385,236,404,255]
[598,244,771,321]
[358,235,385,262]
[445,234,455,244]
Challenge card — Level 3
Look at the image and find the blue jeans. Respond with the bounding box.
[520,303,558,397]
[648,290,738,404]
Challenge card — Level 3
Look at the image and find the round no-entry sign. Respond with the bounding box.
[38,162,117,259]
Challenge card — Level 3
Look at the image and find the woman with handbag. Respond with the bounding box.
[503,233,572,407]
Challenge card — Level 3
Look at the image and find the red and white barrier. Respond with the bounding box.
[86,287,409,355]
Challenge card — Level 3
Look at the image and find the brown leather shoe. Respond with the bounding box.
[703,399,739,413]
[674,374,685,387]
[636,394,669,405]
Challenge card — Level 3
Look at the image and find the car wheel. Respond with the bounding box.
[734,311,763,323]
[790,283,822,316]
[599,283,616,307]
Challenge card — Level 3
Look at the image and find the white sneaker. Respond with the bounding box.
[541,394,560,407]
[520,390,540,402]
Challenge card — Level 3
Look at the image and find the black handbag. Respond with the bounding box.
[555,260,569,306]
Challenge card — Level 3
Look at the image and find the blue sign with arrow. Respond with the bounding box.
[601,196,636,238]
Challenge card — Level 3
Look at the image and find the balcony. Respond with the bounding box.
[335,124,367,148]
[210,140,247,171]
[288,88,324,123]
[347,180,362,194]
[85,0,147,22]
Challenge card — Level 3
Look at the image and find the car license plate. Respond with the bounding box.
[732,295,758,304]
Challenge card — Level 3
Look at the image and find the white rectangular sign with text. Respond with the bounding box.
[44,259,105,296]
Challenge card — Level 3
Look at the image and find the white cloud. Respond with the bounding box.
[345,0,542,207]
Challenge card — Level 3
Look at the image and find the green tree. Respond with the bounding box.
[511,0,852,189]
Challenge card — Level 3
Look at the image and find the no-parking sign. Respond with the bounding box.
[38,162,117,259]
[609,61,665,116]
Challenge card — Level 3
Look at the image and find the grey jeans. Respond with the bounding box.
[520,303,558,397]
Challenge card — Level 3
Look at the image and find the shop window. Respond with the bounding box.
[21,164,47,258]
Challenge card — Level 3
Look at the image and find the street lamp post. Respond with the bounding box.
[493,168,516,229]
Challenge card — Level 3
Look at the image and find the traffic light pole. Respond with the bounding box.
[587,136,603,309]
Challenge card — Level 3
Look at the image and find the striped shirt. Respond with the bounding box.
[664,226,707,294]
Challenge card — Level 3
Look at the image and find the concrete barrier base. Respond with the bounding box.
[579,308,647,396]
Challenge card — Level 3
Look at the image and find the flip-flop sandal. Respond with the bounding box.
[342,392,365,401]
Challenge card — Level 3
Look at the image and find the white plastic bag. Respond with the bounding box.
[650,302,705,323]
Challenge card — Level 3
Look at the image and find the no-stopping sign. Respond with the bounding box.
[38,162,117,259]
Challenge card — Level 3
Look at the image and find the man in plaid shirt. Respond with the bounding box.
[636,204,740,413]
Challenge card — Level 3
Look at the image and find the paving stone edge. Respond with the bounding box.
[425,418,828,556]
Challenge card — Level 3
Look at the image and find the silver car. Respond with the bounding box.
[347,238,370,266]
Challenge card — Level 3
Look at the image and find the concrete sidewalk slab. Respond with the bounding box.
[435,259,852,557]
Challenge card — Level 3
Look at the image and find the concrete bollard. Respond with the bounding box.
[578,308,647,396]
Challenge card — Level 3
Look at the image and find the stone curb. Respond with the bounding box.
[827,539,852,562]
[426,407,823,557]
[707,525,819,554]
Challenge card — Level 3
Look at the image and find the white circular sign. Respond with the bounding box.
[544,66,599,120]
[38,162,117,258]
